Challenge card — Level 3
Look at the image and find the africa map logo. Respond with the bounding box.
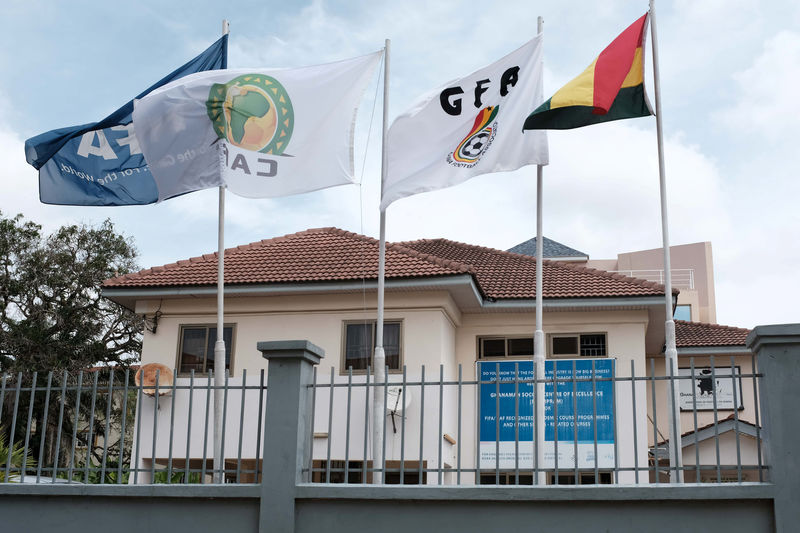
[447,106,499,168]
[206,74,294,155]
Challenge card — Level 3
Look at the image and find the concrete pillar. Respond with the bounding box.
[746,324,800,533]
[258,340,324,533]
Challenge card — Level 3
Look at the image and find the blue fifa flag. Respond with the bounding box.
[24,35,228,206]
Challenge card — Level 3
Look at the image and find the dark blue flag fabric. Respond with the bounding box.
[24,35,228,206]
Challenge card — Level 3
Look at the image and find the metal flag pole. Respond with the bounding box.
[213,18,230,485]
[648,0,683,483]
[372,38,390,485]
[533,15,547,487]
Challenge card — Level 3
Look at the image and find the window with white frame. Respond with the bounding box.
[342,320,402,372]
[177,324,234,375]
[548,333,607,357]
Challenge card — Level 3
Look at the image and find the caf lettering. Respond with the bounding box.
[439,66,521,116]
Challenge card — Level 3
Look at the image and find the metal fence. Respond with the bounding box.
[0,356,765,486]
[0,368,267,484]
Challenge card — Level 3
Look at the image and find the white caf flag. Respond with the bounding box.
[382,35,548,210]
[132,51,382,201]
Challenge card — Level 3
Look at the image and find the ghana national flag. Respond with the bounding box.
[523,14,652,130]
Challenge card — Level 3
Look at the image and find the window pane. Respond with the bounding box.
[481,338,506,357]
[345,323,372,371]
[383,323,401,370]
[206,327,233,371]
[552,336,578,355]
[181,328,207,373]
[674,305,691,321]
[508,337,534,356]
[579,334,606,357]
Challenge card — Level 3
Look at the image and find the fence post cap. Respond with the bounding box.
[746,323,800,352]
[257,340,325,364]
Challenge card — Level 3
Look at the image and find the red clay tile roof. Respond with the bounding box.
[675,320,750,348]
[104,227,669,300]
[400,238,670,300]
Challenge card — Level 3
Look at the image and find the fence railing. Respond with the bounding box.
[0,355,765,486]
[0,368,267,485]
[608,269,695,290]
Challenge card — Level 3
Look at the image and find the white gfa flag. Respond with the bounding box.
[382,36,548,210]
[132,51,382,201]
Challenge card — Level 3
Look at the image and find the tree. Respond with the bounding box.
[0,211,143,373]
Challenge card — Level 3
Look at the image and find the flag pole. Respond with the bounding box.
[648,0,683,483]
[372,39,390,485]
[213,18,230,485]
[533,15,547,487]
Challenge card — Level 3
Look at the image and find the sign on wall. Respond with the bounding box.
[678,366,743,411]
[477,359,615,470]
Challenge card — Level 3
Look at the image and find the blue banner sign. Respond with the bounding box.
[477,359,615,469]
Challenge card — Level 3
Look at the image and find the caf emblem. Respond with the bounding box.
[206,74,294,155]
[447,106,498,168]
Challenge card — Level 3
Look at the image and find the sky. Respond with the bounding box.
[1,0,799,329]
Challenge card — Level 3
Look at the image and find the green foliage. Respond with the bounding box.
[152,469,202,484]
[0,426,35,482]
[0,211,143,373]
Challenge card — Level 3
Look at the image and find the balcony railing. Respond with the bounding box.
[608,269,695,290]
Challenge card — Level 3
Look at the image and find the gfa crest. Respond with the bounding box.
[206,74,294,155]
[447,106,499,168]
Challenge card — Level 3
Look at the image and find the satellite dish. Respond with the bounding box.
[135,363,174,397]
[386,386,412,416]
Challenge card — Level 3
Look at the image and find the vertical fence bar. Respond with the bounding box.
[200,371,212,483]
[690,359,700,482]
[344,367,352,483]
[612,363,620,484]
[572,360,579,484]
[325,368,334,484]
[308,367,317,484]
[0,375,6,431]
[419,365,426,485]
[255,369,265,483]
[100,369,115,484]
[475,363,481,484]
[667,357,680,482]
[457,364,462,485]
[236,369,247,483]
[219,371,230,482]
[553,361,559,485]
[117,368,130,484]
[5,373,23,481]
[67,371,84,483]
[185,370,195,482]
[36,372,53,483]
[710,356,721,482]
[495,362,500,485]
[751,353,763,482]
[382,365,388,483]
[514,362,519,486]
[21,372,38,482]
[53,372,68,480]
[84,371,99,483]
[438,364,444,485]
[166,368,178,483]
[731,357,742,483]
[592,360,598,483]
[400,365,407,485]
[630,361,639,484]
[650,359,659,483]
[150,370,160,483]
[362,366,370,483]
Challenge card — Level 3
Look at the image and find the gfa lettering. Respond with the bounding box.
[439,66,520,116]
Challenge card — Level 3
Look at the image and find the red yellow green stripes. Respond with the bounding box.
[523,14,653,130]
[453,106,499,163]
